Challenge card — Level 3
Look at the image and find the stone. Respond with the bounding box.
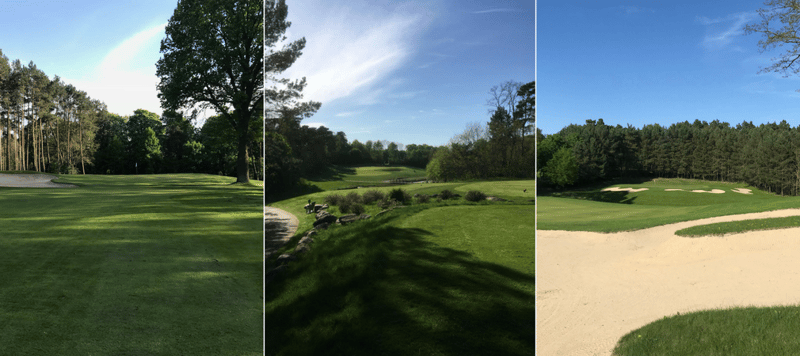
[413,193,420,197]
[359,214,371,220]
[315,222,331,230]
[306,230,318,237]
[276,253,296,264]
[298,235,314,245]
[314,211,337,227]
[295,243,310,254]
[338,214,359,225]
[313,204,329,213]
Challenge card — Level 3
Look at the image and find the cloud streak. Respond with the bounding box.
[64,23,167,116]
[472,8,517,14]
[697,12,756,50]
[281,2,434,106]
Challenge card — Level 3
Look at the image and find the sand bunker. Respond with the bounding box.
[537,208,800,355]
[0,173,77,188]
[602,187,649,193]
[732,188,753,195]
[663,188,725,193]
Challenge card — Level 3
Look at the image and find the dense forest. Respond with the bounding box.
[538,118,800,195]
[0,49,262,179]
[425,80,535,181]
[264,80,534,194]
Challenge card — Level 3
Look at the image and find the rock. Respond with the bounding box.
[413,193,420,197]
[359,214,371,220]
[276,253,296,264]
[338,214,359,225]
[487,196,507,202]
[313,204,328,213]
[314,211,337,227]
[306,230,318,237]
[376,209,390,217]
[295,243,311,254]
[298,235,314,245]
[315,222,331,230]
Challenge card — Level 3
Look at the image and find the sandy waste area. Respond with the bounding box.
[0,173,77,188]
[537,208,800,355]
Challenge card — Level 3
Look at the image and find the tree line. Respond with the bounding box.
[0,49,262,179]
[426,80,535,181]
[539,118,800,195]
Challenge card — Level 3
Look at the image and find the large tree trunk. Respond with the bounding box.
[235,110,250,183]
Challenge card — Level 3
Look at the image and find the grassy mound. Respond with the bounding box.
[676,216,800,237]
[305,165,427,191]
[266,203,534,355]
[0,173,262,355]
[613,306,800,355]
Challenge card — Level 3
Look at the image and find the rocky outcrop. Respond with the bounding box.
[313,211,337,227]
[338,214,372,225]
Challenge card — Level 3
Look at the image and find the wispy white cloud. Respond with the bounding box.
[617,6,654,15]
[697,12,756,51]
[335,111,363,117]
[64,23,167,117]
[472,8,517,14]
[281,2,434,106]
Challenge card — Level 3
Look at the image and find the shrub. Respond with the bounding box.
[324,194,345,206]
[440,189,455,200]
[345,191,362,205]
[389,188,408,203]
[416,194,430,204]
[362,190,385,204]
[351,203,366,215]
[377,198,394,210]
[465,190,487,202]
[339,200,353,214]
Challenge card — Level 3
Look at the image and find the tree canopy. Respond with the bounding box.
[157,0,263,183]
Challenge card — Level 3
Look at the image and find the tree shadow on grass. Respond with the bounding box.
[266,217,535,356]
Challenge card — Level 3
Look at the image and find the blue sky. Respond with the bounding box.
[539,1,800,135]
[1,0,174,118]
[279,0,534,147]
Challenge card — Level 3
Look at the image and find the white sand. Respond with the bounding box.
[664,188,684,191]
[537,208,800,355]
[602,187,649,193]
[690,189,725,194]
[0,173,77,188]
[732,188,753,195]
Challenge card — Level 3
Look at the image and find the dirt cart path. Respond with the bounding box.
[265,207,299,260]
[537,208,800,355]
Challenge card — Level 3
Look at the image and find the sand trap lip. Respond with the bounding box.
[732,188,753,194]
[0,173,78,188]
[537,208,800,355]
[602,187,649,193]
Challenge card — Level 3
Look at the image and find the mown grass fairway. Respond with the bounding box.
[304,165,427,191]
[539,178,800,232]
[266,180,534,355]
[0,174,262,355]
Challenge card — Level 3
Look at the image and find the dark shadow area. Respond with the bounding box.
[306,165,358,182]
[265,180,324,204]
[266,216,535,356]
[538,177,654,204]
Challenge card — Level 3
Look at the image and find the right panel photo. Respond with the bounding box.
[537,1,800,355]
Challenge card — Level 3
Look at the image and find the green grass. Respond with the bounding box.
[538,178,800,232]
[612,306,800,356]
[304,165,428,191]
[0,173,262,355]
[676,216,800,236]
[266,182,534,355]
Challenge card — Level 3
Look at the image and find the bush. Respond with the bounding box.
[339,200,353,214]
[351,203,366,215]
[362,190,385,204]
[465,190,487,202]
[440,189,455,200]
[389,188,408,203]
[345,191,362,205]
[324,194,345,206]
[416,194,430,204]
[377,198,394,210]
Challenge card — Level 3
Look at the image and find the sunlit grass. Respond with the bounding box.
[0,173,262,355]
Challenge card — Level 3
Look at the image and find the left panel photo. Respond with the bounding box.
[0,0,264,355]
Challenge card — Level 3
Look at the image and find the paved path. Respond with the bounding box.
[0,173,77,188]
[265,207,299,260]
